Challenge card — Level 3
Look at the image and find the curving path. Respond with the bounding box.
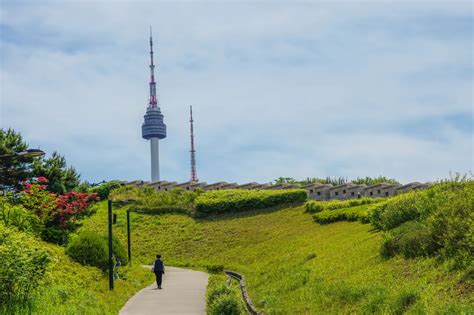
[119,266,208,315]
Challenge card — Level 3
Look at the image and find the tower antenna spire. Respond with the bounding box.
[190,105,198,183]
[142,27,167,182]
[148,26,158,108]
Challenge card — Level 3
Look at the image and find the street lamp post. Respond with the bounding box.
[0,149,46,193]
[107,200,114,290]
[107,199,136,290]
[0,149,45,159]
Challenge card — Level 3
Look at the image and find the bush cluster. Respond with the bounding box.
[206,275,244,315]
[196,189,307,215]
[373,179,473,269]
[305,197,380,214]
[313,205,375,224]
[0,225,50,310]
[66,232,128,271]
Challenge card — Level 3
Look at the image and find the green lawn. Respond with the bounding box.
[80,202,472,314]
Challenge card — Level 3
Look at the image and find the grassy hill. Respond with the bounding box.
[0,224,154,314]
[80,200,473,314]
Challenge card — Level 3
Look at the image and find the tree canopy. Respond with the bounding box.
[0,129,80,193]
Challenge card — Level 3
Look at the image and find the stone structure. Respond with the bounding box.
[303,183,332,200]
[329,183,366,200]
[120,179,430,201]
[365,183,400,198]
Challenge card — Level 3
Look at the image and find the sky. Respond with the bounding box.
[1,1,473,185]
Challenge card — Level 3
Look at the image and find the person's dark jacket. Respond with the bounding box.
[153,259,165,274]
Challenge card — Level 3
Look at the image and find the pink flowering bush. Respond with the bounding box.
[19,178,98,244]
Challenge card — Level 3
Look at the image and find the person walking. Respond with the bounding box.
[153,254,165,289]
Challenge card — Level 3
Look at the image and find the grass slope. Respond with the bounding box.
[81,202,472,314]
[3,226,154,314]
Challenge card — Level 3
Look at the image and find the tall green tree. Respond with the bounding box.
[32,152,80,194]
[0,129,34,190]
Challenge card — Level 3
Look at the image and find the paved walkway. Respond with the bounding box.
[120,266,208,315]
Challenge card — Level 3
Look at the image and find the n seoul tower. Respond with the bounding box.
[142,28,166,182]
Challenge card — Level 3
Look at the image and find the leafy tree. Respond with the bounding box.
[0,129,35,190]
[351,176,400,186]
[274,177,297,185]
[32,152,80,194]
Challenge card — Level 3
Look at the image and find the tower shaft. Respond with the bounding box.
[190,105,198,182]
[150,138,160,181]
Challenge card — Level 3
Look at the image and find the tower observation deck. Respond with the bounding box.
[142,28,166,181]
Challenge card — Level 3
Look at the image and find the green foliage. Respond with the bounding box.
[369,191,429,230]
[0,224,50,310]
[195,189,307,215]
[108,234,129,266]
[206,264,225,274]
[372,179,473,268]
[0,129,35,190]
[380,222,437,259]
[66,232,109,270]
[297,176,399,187]
[429,181,474,269]
[66,232,128,271]
[305,197,380,213]
[110,185,199,215]
[90,181,121,200]
[273,177,297,185]
[313,205,375,224]
[207,275,244,315]
[351,176,400,186]
[32,151,80,194]
[0,197,42,234]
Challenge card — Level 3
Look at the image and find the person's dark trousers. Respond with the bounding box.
[155,272,163,287]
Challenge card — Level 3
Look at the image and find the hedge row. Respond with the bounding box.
[195,189,308,215]
[313,205,373,224]
[305,197,380,213]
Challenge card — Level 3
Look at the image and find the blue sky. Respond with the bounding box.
[1,1,472,184]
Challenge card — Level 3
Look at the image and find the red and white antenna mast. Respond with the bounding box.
[148,26,158,108]
[190,105,198,182]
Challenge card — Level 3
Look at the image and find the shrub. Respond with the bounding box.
[380,222,437,259]
[107,234,129,266]
[206,275,244,315]
[90,181,121,200]
[313,205,374,224]
[209,294,243,315]
[0,198,42,235]
[305,201,324,213]
[397,224,437,258]
[394,290,418,313]
[66,232,109,270]
[305,198,380,214]
[66,232,128,270]
[206,264,225,274]
[429,182,474,269]
[0,225,50,309]
[196,189,307,215]
[369,192,429,230]
[372,179,473,268]
[17,180,98,244]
